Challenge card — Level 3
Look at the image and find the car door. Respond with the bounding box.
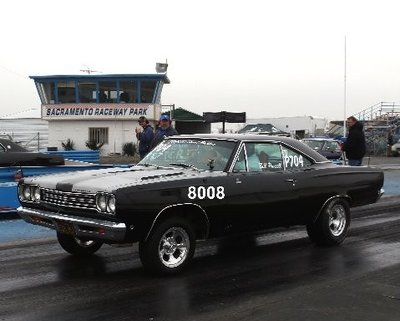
[278,143,326,224]
[213,142,298,233]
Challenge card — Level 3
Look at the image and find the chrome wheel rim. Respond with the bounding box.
[328,204,346,236]
[158,227,190,268]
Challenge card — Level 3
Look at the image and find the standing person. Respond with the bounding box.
[99,89,107,102]
[387,129,394,157]
[150,114,178,149]
[342,116,366,166]
[135,116,154,159]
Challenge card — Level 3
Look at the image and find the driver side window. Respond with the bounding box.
[233,142,284,172]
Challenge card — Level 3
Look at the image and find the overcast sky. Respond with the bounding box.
[1,0,400,120]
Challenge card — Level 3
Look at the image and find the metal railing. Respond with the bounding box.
[355,102,400,123]
[354,102,400,155]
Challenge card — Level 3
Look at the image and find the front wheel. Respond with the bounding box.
[139,217,195,275]
[57,232,103,255]
[307,198,350,246]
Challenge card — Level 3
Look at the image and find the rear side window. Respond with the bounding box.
[281,145,312,169]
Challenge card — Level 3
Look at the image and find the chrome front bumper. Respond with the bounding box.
[17,206,127,242]
[377,188,385,201]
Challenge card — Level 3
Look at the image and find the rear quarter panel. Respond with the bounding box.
[292,166,384,224]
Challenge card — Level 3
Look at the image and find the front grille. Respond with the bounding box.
[41,188,97,211]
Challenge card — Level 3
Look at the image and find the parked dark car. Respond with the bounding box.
[302,137,343,164]
[17,134,383,274]
[0,139,64,166]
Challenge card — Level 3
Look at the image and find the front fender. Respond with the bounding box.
[145,203,210,241]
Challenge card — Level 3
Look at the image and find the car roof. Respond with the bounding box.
[175,133,294,141]
[302,137,339,141]
[168,134,329,163]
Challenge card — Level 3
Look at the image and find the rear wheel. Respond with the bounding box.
[57,232,103,255]
[307,198,350,246]
[139,217,195,275]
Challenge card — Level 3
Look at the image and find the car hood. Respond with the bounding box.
[0,152,65,167]
[22,166,225,193]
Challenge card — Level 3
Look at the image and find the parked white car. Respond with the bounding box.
[391,139,400,156]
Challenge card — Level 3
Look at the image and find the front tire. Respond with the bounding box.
[307,198,350,246]
[139,217,196,275]
[57,232,103,255]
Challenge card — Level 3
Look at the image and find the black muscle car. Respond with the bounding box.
[17,134,384,274]
[0,139,64,166]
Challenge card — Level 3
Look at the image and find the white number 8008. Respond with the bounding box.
[187,186,225,200]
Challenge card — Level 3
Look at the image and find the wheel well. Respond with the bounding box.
[312,195,351,223]
[146,204,210,241]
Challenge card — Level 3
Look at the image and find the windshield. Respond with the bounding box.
[138,138,236,171]
[303,140,324,151]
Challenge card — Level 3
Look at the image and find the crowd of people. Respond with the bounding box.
[135,114,178,159]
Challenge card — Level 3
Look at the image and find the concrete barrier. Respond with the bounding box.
[45,150,100,163]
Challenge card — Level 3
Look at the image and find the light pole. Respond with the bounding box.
[343,36,347,138]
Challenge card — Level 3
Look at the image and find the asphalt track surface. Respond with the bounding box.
[1,199,400,321]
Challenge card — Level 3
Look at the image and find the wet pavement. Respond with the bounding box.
[1,206,400,321]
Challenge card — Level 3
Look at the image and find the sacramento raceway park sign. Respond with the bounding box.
[42,104,161,121]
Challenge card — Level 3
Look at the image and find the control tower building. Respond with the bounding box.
[30,73,170,155]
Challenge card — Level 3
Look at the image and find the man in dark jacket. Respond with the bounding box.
[150,114,178,150]
[342,116,366,166]
[135,116,154,159]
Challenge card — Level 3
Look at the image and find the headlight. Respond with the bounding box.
[23,185,32,200]
[18,184,41,203]
[107,195,116,213]
[33,186,41,201]
[96,193,116,214]
[98,195,107,212]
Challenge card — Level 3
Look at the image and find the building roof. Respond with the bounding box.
[29,73,170,84]
[171,108,205,122]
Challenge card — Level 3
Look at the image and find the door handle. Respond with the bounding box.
[284,178,297,186]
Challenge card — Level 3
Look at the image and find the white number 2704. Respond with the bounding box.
[187,186,225,200]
